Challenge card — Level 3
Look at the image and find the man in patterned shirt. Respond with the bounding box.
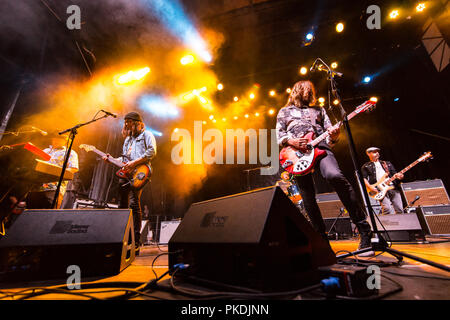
[276,80,373,255]
[28,133,79,209]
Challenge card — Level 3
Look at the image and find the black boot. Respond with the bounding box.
[355,220,374,256]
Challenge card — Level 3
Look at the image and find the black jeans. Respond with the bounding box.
[118,179,143,246]
[295,149,367,235]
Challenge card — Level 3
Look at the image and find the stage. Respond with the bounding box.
[1,237,449,301]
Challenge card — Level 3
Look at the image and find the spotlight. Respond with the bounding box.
[209,115,214,120]
[233,96,239,102]
[222,117,227,122]
[318,97,325,103]
[255,112,260,117]
[336,22,344,33]
[370,97,378,102]
[116,67,150,85]
[363,76,372,83]
[180,54,195,65]
[269,90,276,97]
[268,109,275,115]
[333,99,340,105]
[394,97,400,102]
[212,119,217,123]
[202,121,207,125]
[233,116,238,120]
[286,88,291,94]
[331,62,338,69]
[249,93,255,100]
[244,114,249,118]
[389,10,400,19]
[174,128,179,133]
[306,33,314,40]
[416,3,426,12]
[217,83,224,91]
[299,67,308,75]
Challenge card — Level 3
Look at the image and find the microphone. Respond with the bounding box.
[31,126,48,136]
[101,110,118,118]
[410,195,420,206]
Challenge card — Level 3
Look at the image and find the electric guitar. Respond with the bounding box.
[368,151,433,201]
[279,100,376,176]
[79,144,151,190]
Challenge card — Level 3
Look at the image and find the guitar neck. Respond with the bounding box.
[91,149,124,168]
[385,159,421,184]
[310,109,359,147]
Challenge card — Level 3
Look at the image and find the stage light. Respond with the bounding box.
[212,119,217,123]
[233,96,239,102]
[174,128,179,133]
[255,112,260,117]
[148,128,163,137]
[300,67,308,75]
[269,90,276,97]
[286,88,291,94]
[268,109,275,115]
[233,116,238,120]
[394,97,400,102]
[331,62,338,69]
[180,54,195,65]
[306,33,314,40]
[244,114,249,118]
[336,22,344,33]
[333,99,340,105]
[222,117,226,122]
[416,3,426,12]
[318,97,325,103]
[249,93,255,100]
[370,97,378,102]
[209,115,214,120]
[217,83,224,91]
[363,76,372,83]
[202,121,207,125]
[389,10,400,19]
[139,94,180,119]
[116,67,150,85]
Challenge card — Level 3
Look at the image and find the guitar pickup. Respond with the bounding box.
[306,144,313,150]
[295,151,303,158]
[282,160,293,168]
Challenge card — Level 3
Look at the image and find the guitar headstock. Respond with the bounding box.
[79,144,96,152]
[418,151,433,162]
[354,100,377,114]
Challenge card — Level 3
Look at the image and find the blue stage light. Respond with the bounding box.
[306,33,314,40]
[363,76,371,83]
[138,94,180,119]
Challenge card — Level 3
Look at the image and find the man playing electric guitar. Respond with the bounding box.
[361,147,404,215]
[103,111,156,255]
[276,80,374,255]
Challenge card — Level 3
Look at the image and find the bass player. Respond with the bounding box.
[276,80,373,255]
[361,147,404,215]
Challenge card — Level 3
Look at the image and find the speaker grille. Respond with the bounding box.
[401,179,450,206]
[316,193,345,218]
[424,214,450,235]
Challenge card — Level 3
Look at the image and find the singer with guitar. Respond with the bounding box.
[361,147,404,215]
[102,111,156,255]
[276,80,374,255]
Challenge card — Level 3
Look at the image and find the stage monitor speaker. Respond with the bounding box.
[159,220,181,244]
[323,217,353,239]
[367,213,426,242]
[316,192,345,218]
[401,179,450,206]
[0,209,135,282]
[168,186,336,292]
[416,205,450,235]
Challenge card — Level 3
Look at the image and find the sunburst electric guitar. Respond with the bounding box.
[368,151,433,201]
[79,144,151,190]
[279,100,376,176]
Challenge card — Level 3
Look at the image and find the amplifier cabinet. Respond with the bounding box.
[401,179,449,206]
[316,193,345,218]
[416,205,450,235]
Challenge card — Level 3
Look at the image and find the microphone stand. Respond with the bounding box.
[51,112,112,209]
[316,59,449,272]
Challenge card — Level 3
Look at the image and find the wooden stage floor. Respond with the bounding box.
[1,236,449,301]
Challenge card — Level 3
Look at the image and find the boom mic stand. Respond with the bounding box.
[314,58,449,272]
[51,111,114,209]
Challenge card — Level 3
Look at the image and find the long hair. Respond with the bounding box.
[286,80,317,107]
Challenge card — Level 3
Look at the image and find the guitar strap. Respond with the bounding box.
[381,161,389,174]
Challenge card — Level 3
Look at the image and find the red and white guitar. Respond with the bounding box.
[369,151,433,201]
[279,100,376,176]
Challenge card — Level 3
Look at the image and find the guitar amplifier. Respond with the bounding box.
[401,179,450,206]
[416,205,450,235]
[316,193,345,218]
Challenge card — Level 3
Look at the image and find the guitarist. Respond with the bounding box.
[103,111,156,254]
[276,80,373,255]
[361,147,404,214]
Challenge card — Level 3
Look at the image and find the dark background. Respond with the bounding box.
[0,0,448,217]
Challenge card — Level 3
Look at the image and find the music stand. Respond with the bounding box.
[315,58,449,272]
